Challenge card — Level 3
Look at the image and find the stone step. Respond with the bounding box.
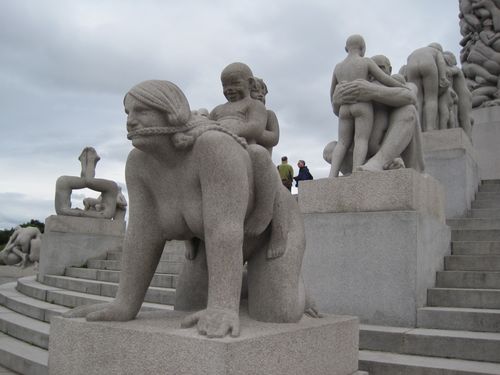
[0,282,67,324]
[0,306,49,350]
[0,364,18,374]
[427,287,500,309]
[417,307,500,333]
[469,209,500,219]
[41,275,176,305]
[475,192,500,201]
[445,255,500,271]
[0,331,47,375]
[447,218,500,230]
[452,229,500,242]
[106,251,185,263]
[16,276,173,312]
[65,267,178,289]
[437,270,500,289]
[452,241,500,255]
[479,184,500,193]
[359,350,500,374]
[472,200,500,209]
[86,259,183,274]
[360,324,500,363]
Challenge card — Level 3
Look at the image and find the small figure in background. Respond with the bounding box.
[294,160,313,187]
[277,156,294,191]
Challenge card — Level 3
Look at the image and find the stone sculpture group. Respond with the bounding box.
[55,147,126,220]
[0,226,41,267]
[460,0,500,108]
[64,64,316,339]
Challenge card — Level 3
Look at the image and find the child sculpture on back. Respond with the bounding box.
[329,34,407,177]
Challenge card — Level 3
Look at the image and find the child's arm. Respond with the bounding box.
[434,51,450,88]
[330,69,340,115]
[367,59,407,88]
[232,100,267,141]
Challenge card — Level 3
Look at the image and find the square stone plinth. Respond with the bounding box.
[39,215,125,277]
[300,170,450,327]
[49,310,359,375]
[422,128,479,218]
[472,106,500,180]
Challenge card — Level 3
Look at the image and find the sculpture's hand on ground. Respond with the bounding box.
[62,302,136,321]
[439,77,450,88]
[383,157,406,170]
[181,308,240,338]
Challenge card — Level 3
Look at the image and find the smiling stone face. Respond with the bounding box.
[220,62,253,103]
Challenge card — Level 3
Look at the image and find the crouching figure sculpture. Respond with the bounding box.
[64,80,312,338]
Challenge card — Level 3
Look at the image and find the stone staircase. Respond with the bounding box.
[359,179,500,374]
[1,182,500,374]
[0,244,184,375]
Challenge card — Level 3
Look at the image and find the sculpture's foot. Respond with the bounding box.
[357,158,384,172]
[304,306,323,319]
[62,302,136,322]
[383,157,405,170]
[181,308,240,338]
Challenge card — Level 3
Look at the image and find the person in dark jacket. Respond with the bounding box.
[294,160,313,187]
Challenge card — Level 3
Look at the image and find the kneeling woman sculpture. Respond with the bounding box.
[65,80,311,338]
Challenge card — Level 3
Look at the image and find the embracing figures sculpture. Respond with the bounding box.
[64,75,312,338]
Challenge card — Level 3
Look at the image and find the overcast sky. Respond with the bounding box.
[0,0,462,229]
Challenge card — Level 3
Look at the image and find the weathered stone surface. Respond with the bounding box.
[49,310,359,375]
[39,215,125,277]
[422,128,479,218]
[299,169,445,223]
[471,106,500,180]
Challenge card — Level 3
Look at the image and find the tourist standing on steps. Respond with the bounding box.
[277,156,294,191]
[294,160,313,187]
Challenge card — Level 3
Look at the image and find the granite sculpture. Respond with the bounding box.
[459,0,500,107]
[326,54,424,174]
[83,186,128,220]
[406,43,450,132]
[0,226,41,267]
[55,147,119,219]
[250,77,280,154]
[64,79,310,338]
[329,35,407,177]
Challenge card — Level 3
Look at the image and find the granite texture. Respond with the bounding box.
[39,215,125,277]
[299,169,445,223]
[49,310,359,375]
[302,210,450,327]
[471,106,500,180]
[422,128,479,218]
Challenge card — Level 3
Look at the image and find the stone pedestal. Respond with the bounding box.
[49,310,360,375]
[422,128,479,218]
[299,169,450,327]
[471,106,500,180]
[39,215,125,277]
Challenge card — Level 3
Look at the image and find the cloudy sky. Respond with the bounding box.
[0,0,462,229]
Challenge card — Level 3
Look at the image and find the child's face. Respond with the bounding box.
[222,72,250,102]
[250,82,265,104]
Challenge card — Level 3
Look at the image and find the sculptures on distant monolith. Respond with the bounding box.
[459,0,500,107]
[0,226,41,267]
[328,35,407,177]
[55,147,119,219]
[64,78,311,339]
[326,54,425,174]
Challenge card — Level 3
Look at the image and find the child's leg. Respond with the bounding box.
[438,93,450,130]
[329,106,354,178]
[352,102,374,170]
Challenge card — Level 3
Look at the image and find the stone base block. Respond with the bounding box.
[422,128,479,218]
[299,170,450,327]
[49,310,359,375]
[302,210,450,327]
[472,106,500,180]
[299,169,445,223]
[39,215,125,277]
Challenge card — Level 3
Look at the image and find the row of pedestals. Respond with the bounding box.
[47,107,499,374]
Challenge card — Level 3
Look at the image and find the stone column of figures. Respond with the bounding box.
[459,0,500,108]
